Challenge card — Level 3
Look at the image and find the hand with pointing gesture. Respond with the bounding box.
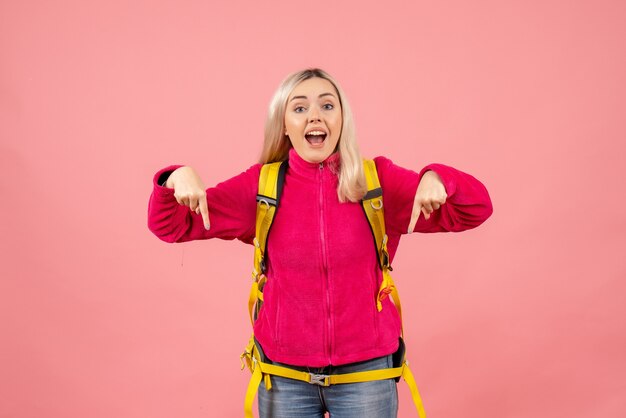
[166,166,211,230]
[408,170,447,233]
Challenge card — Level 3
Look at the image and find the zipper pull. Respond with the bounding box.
[319,162,324,170]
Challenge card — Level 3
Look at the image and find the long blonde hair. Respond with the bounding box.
[260,68,367,203]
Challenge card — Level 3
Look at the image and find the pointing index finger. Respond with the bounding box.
[199,195,210,230]
[408,203,422,234]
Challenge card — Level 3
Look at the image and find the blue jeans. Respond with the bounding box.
[258,354,398,418]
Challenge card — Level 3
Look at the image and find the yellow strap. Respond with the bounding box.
[255,163,281,250]
[377,269,404,336]
[248,163,283,324]
[244,162,283,417]
[402,362,427,418]
[244,361,262,418]
[363,160,403,330]
[247,281,258,326]
[256,360,404,385]
[259,162,281,200]
[247,276,267,325]
[362,160,388,270]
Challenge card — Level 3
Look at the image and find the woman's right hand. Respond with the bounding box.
[166,166,211,230]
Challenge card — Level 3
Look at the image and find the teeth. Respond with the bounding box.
[307,131,325,135]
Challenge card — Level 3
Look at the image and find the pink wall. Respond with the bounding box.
[1,0,625,416]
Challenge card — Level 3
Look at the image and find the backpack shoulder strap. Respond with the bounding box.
[361,159,403,325]
[248,160,288,325]
[255,161,288,263]
[361,159,389,270]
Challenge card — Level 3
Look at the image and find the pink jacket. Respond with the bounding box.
[148,148,493,367]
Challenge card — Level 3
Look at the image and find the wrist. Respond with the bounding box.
[165,166,189,188]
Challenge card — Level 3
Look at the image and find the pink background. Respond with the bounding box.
[1,0,625,417]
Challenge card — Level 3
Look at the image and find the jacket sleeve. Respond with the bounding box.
[147,163,262,245]
[374,156,493,235]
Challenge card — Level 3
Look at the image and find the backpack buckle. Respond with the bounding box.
[309,373,330,386]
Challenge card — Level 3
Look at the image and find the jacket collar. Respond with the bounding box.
[287,148,340,180]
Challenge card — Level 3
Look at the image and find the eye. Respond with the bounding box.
[294,106,306,113]
[323,103,334,110]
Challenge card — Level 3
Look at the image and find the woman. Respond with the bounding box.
[148,68,493,417]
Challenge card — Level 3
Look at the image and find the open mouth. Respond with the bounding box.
[305,130,327,145]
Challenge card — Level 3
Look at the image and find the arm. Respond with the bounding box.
[147,163,262,244]
[374,157,493,235]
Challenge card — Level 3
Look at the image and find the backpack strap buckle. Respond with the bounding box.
[308,373,330,386]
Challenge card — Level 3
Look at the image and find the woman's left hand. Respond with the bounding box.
[408,170,447,233]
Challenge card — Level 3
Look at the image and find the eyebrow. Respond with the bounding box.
[289,92,337,102]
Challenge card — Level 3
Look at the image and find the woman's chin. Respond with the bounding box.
[290,137,338,164]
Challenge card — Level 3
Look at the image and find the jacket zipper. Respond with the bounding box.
[319,162,332,364]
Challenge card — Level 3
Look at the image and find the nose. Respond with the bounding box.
[308,106,321,122]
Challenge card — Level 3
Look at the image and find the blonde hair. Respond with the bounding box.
[260,68,367,203]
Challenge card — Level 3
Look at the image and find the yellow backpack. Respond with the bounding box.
[240,160,426,418]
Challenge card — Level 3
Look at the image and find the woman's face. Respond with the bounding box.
[284,77,342,164]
